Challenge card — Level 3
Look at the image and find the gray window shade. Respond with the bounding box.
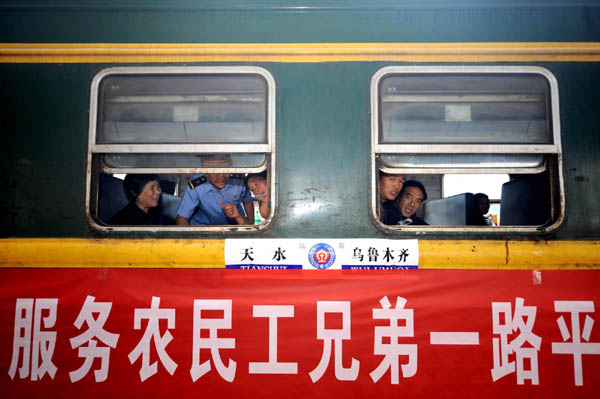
[97,74,268,144]
[103,154,266,168]
[380,74,551,145]
[380,154,545,169]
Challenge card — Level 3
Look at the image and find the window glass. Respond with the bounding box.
[103,154,266,169]
[380,74,551,144]
[372,67,563,231]
[98,74,267,144]
[380,154,544,169]
[87,67,275,231]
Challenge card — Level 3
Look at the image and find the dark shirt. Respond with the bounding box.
[382,200,428,226]
[471,214,489,226]
[109,202,160,225]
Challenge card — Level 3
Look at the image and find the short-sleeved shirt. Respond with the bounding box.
[176,174,252,225]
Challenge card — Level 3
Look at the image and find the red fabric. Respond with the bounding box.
[1,269,599,398]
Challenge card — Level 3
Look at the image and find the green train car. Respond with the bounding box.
[1,1,600,398]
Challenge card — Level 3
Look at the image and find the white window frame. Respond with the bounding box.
[86,66,276,232]
[370,66,565,233]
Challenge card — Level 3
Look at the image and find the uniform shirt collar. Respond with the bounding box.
[205,180,231,193]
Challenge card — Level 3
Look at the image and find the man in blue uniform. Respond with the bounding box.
[176,155,254,226]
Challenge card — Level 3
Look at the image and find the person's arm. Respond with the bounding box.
[175,183,199,226]
[220,201,253,225]
[258,199,269,219]
[176,215,190,226]
[243,200,255,224]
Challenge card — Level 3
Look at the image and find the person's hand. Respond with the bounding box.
[220,201,241,219]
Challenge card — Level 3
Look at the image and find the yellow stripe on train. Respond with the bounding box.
[1,42,600,63]
[1,239,599,269]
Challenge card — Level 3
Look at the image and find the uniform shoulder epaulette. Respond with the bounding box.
[188,176,207,189]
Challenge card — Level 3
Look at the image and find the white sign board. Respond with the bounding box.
[225,239,419,270]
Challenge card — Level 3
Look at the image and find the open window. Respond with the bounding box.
[371,66,564,232]
[86,67,276,232]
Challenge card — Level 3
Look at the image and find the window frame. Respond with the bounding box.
[370,66,565,233]
[86,66,276,232]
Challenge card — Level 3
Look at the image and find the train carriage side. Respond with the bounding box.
[1,1,600,398]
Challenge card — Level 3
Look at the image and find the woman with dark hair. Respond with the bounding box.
[109,174,162,225]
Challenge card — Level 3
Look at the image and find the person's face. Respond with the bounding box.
[207,173,231,190]
[398,186,425,218]
[136,180,161,212]
[477,197,490,215]
[247,176,267,197]
[379,174,404,202]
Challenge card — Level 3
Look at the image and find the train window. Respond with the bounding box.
[86,67,276,232]
[371,66,564,232]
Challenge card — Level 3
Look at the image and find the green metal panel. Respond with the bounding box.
[1,1,599,43]
[1,64,92,237]
[274,63,373,238]
[1,1,600,239]
[2,61,600,238]
[551,63,600,238]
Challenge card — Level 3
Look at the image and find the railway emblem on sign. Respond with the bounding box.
[308,243,336,269]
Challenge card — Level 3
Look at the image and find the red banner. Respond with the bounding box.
[1,269,599,398]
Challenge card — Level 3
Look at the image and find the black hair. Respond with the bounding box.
[123,174,160,203]
[474,193,489,202]
[245,170,267,183]
[399,180,428,201]
[379,171,404,179]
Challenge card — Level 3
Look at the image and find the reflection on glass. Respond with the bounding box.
[380,154,544,169]
[380,74,551,144]
[98,74,268,144]
[103,153,266,168]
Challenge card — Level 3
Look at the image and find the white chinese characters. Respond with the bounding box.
[128,296,177,381]
[491,297,542,385]
[249,305,297,375]
[7,295,600,388]
[69,295,120,382]
[190,299,236,382]
[8,298,58,381]
[552,300,600,386]
[309,301,359,382]
[370,296,417,384]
